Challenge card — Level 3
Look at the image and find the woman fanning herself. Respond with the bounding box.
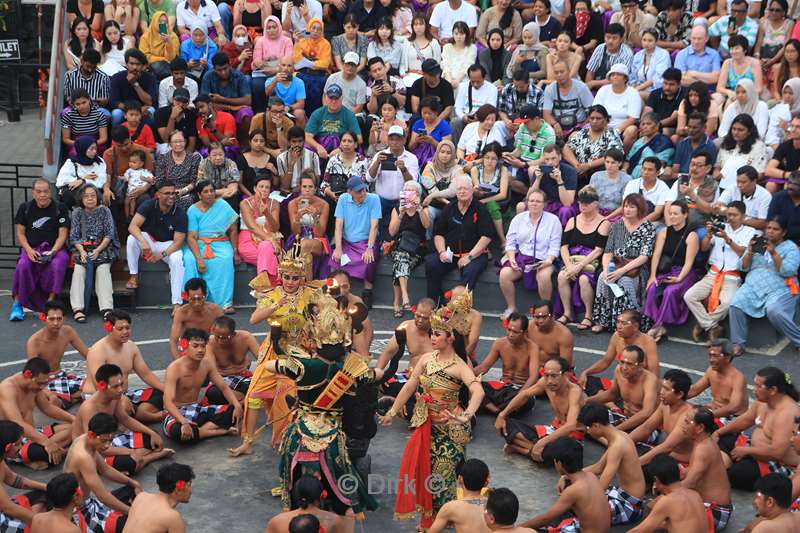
[643,200,699,343]
[555,186,610,328]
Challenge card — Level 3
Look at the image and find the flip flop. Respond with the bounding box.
[557,315,571,325]
[73,310,87,323]
[393,308,403,319]
[576,318,593,330]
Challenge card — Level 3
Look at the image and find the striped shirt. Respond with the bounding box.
[63,68,110,104]
[61,104,109,137]
[585,43,634,77]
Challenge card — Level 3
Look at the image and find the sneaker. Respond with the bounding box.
[8,302,23,322]
[361,289,373,310]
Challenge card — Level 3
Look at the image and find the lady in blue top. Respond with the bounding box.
[180,23,218,80]
[729,216,800,356]
[629,29,671,100]
[408,96,452,169]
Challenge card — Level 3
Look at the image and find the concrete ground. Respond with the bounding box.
[0,284,797,532]
[0,113,44,166]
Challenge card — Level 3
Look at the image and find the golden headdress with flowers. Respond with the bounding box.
[279,238,311,277]
[306,289,352,347]
[430,289,473,336]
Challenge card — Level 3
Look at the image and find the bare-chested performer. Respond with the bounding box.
[631,369,696,466]
[587,345,660,434]
[429,459,491,533]
[0,358,74,469]
[688,339,748,452]
[578,403,647,526]
[483,488,534,532]
[263,475,352,533]
[331,270,373,357]
[26,300,88,408]
[578,309,659,396]
[84,310,165,424]
[72,364,173,477]
[64,412,142,533]
[203,316,259,404]
[29,473,82,533]
[0,421,48,532]
[162,328,241,444]
[714,366,800,491]
[474,312,539,415]
[628,454,709,533]
[121,463,194,533]
[747,473,800,533]
[376,297,435,414]
[521,437,611,532]
[681,407,733,532]
[527,300,574,371]
[496,358,585,464]
[168,277,224,360]
[448,286,483,364]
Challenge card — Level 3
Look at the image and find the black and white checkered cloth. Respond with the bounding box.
[705,501,733,532]
[607,486,644,525]
[46,370,85,403]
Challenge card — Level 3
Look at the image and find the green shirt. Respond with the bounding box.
[516,121,556,162]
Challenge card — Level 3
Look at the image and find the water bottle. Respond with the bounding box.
[608,261,616,273]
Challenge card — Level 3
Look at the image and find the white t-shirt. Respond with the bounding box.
[457,121,507,157]
[623,177,671,207]
[717,184,772,222]
[281,0,323,34]
[454,80,498,119]
[592,85,642,130]
[324,72,367,112]
[430,1,478,39]
[176,0,221,30]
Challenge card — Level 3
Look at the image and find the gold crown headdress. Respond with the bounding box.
[278,238,311,277]
[306,291,352,347]
[430,289,473,336]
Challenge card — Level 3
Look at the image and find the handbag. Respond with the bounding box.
[555,86,577,129]
[569,255,599,273]
[615,256,641,278]
[656,225,690,274]
[396,230,422,254]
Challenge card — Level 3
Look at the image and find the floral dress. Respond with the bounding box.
[567,128,624,165]
[592,219,656,331]
[154,151,202,210]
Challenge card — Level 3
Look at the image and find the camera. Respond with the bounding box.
[39,253,52,264]
[710,216,726,233]
[381,153,398,171]
[752,236,767,255]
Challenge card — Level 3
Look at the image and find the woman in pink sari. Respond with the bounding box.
[238,174,281,283]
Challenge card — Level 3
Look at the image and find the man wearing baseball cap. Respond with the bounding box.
[503,105,555,175]
[324,52,367,114]
[154,87,199,155]
[305,84,363,160]
[407,59,455,119]
[329,176,383,308]
[367,124,420,226]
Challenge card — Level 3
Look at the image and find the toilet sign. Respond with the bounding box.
[0,40,20,61]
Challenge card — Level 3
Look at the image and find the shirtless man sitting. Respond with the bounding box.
[628,454,709,533]
[496,358,585,463]
[85,310,164,424]
[520,437,611,532]
[483,488,534,532]
[29,473,82,533]
[747,473,800,532]
[630,369,696,466]
[429,459,490,533]
[376,297,434,416]
[0,358,74,469]
[72,364,173,477]
[474,312,539,415]
[578,403,647,526]
[169,278,224,360]
[448,286,483,364]
[26,300,88,408]
[204,316,259,404]
[64,412,142,533]
[0,421,48,531]
[681,407,734,532]
[331,270,373,357]
[122,463,195,533]
[263,475,351,533]
[714,366,800,491]
[688,339,748,451]
[163,328,241,444]
[527,300,574,372]
[587,345,660,435]
[579,309,659,396]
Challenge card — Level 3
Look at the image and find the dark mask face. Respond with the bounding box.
[318,343,346,361]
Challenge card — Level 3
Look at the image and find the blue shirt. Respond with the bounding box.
[109,70,159,110]
[674,135,718,173]
[335,192,382,242]
[767,191,800,245]
[674,46,721,75]
[264,76,306,106]
[200,68,252,100]
[411,118,452,141]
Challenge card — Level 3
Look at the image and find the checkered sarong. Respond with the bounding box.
[607,486,643,525]
[162,403,230,434]
[0,495,34,533]
[81,495,121,533]
[222,373,251,392]
[705,501,733,532]
[735,435,794,477]
[46,370,85,404]
[608,409,627,425]
[110,431,148,449]
[124,388,161,409]
[10,425,56,465]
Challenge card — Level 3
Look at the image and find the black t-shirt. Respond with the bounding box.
[646,87,686,122]
[407,77,455,114]
[154,106,198,144]
[14,200,70,248]
[772,140,800,172]
[136,198,188,243]
[66,0,104,19]
[433,199,493,254]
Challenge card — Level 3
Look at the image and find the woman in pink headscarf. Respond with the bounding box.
[253,15,293,77]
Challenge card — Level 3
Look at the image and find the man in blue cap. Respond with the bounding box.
[305,84,362,162]
[329,176,382,308]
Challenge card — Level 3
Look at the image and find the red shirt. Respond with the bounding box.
[196,111,238,146]
[122,121,156,151]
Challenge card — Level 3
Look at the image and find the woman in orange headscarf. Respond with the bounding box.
[293,18,332,112]
[139,10,180,66]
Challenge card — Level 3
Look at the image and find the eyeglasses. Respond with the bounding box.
[215,333,234,341]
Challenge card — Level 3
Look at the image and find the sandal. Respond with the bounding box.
[125,276,138,289]
[73,310,87,323]
[393,308,404,319]
[576,318,593,330]
[402,302,412,312]
[557,315,571,325]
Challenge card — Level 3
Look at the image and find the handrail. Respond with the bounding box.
[42,0,66,182]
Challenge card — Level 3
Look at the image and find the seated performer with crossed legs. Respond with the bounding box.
[203,316,259,404]
[0,421,48,532]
